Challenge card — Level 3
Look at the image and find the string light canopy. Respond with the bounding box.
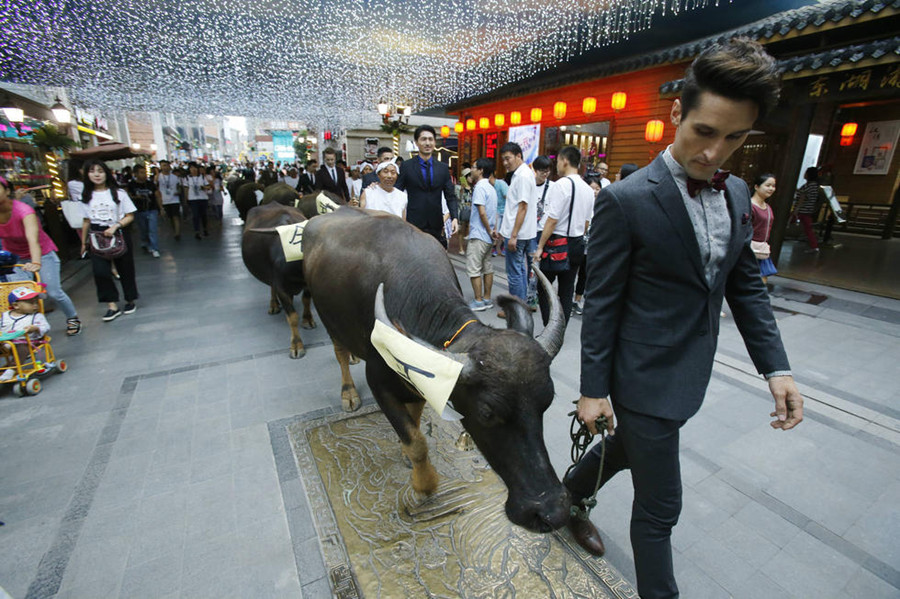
[0,0,719,128]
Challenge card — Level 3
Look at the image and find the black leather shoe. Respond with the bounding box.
[567,514,606,557]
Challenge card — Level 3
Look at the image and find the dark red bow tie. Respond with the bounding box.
[687,170,730,197]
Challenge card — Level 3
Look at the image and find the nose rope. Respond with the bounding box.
[565,404,607,520]
[444,319,477,348]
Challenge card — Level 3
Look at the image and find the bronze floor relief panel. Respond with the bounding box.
[288,405,637,598]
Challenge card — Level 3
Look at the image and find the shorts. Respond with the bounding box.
[466,239,494,277]
[163,203,181,218]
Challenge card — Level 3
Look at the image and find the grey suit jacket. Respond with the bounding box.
[580,154,790,421]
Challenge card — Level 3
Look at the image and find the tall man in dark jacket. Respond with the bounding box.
[396,125,458,246]
[298,160,318,194]
[566,39,804,599]
[315,148,350,202]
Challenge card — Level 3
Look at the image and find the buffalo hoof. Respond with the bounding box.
[411,463,439,496]
[349,354,360,365]
[268,306,282,315]
[301,319,316,330]
[290,346,306,359]
[341,385,361,412]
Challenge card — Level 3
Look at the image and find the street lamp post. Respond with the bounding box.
[377,102,412,155]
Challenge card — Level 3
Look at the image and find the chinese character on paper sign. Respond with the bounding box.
[288,225,303,245]
[809,77,829,98]
[880,66,900,90]
[839,70,871,92]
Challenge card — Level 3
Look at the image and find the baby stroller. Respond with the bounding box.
[0,261,67,397]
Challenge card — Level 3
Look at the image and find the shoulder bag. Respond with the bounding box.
[540,179,580,273]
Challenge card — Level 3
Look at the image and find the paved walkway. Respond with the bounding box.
[0,203,898,598]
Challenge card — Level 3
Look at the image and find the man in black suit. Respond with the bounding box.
[396,125,458,246]
[299,159,318,194]
[316,148,350,202]
[362,146,394,188]
[567,39,803,599]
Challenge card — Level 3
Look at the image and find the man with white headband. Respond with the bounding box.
[360,160,407,219]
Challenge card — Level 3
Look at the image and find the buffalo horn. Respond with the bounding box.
[532,263,566,359]
[374,283,468,366]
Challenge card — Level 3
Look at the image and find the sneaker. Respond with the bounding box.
[483,298,493,309]
[103,308,122,322]
[123,303,136,315]
[468,299,487,312]
[573,302,584,316]
[151,250,160,258]
[0,369,14,382]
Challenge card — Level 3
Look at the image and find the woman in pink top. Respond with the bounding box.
[750,173,777,283]
[0,177,81,335]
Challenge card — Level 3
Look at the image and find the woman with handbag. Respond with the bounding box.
[533,146,594,326]
[0,177,82,335]
[751,173,777,283]
[79,160,139,322]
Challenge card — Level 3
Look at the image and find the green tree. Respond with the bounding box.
[29,124,76,153]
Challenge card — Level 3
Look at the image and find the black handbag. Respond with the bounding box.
[89,228,127,260]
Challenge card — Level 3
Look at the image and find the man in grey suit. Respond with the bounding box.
[566,39,804,599]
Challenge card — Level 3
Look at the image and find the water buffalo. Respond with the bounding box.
[260,182,300,207]
[241,204,317,358]
[301,208,570,533]
[234,180,264,222]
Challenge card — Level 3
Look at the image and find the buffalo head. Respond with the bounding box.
[374,264,570,532]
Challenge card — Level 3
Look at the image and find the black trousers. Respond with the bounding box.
[537,264,577,326]
[91,229,139,304]
[565,403,686,599]
[189,199,208,234]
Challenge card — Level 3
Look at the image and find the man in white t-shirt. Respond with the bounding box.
[156,160,182,240]
[534,145,593,325]
[499,142,537,303]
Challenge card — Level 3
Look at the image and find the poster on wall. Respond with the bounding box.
[364,137,379,160]
[853,120,900,175]
[272,131,295,163]
[508,124,541,165]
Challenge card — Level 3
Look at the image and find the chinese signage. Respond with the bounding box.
[853,120,900,176]
[806,64,900,101]
[508,124,541,165]
[485,133,498,158]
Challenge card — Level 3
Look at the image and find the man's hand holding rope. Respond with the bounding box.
[576,396,615,436]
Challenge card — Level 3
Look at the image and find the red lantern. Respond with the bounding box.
[840,122,858,137]
[611,92,627,112]
[466,118,476,131]
[840,136,854,146]
[582,97,597,114]
[553,101,567,119]
[494,113,505,127]
[530,107,542,122]
[645,120,664,143]
[440,125,450,138]
[479,117,489,129]
[510,111,522,125]
[454,122,464,134]
[323,131,332,141]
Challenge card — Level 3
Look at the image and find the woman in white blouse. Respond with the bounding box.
[79,160,139,322]
[359,160,407,219]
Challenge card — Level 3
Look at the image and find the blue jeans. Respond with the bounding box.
[135,210,159,252]
[504,236,535,300]
[10,251,78,319]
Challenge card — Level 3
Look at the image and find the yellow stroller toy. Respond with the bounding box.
[0,273,67,397]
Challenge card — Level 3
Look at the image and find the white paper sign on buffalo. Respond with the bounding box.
[316,193,340,214]
[370,319,464,420]
[276,221,308,262]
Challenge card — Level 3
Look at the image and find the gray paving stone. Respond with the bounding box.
[672,550,733,599]
[684,535,758,593]
[730,571,798,599]
[120,553,182,598]
[843,481,900,572]
[844,567,900,599]
[295,537,327,586]
[762,531,862,599]
[301,576,333,599]
[709,516,781,569]
[733,500,803,549]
